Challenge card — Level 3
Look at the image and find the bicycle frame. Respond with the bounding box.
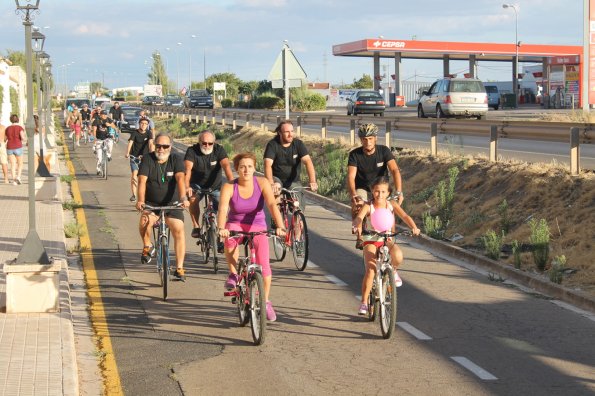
[193,187,219,272]
[272,187,310,271]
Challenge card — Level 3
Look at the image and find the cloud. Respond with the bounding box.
[242,0,287,7]
[74,24,113,37]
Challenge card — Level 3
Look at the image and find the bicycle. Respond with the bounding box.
[143,203,185,301]
[109,125,120,144]
[95,137,113,179]
[81,121,90,144]
[223,230,271,345]
[362,229,410,339]
[192,187,220,273]
[271,187,309,271]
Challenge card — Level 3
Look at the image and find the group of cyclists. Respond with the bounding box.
[66,104,421,319]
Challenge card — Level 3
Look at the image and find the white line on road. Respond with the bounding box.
[397,322,432,340]
[450,356,498,381]
[325,275,348,287]
[307,261,319,269]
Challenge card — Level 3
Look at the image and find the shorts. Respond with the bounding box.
[0,143,7,165]
[7,147,23,156]
[73,124,81,136]
[190,183,220,210]
[148,207,184,221]
[130,157,141,172]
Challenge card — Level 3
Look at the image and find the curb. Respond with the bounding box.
[304,190,595,315]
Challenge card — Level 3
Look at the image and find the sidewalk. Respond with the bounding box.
[0,148,79,395]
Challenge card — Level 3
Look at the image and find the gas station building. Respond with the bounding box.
[332,38,583,107]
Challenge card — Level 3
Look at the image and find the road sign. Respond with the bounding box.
[268,42,308,119]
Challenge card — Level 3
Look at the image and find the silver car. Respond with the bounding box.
[418,78,488,119]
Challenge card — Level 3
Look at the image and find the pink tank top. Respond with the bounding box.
[227,177,266,227]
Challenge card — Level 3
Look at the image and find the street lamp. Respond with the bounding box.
[176,42,182,93]
[34,49,50,177]
[190,34,197,89]
[14,0,50,264]
[503,3,519,108]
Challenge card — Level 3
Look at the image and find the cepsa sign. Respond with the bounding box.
[372,40,406,49]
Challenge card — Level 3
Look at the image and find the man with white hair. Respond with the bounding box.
[184,130,234,240]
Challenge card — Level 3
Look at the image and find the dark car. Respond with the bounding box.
[184,89,213,109]
[346,90,385,116]
[142,95,164,106]
[164,94,184,106]
[119,106,143,132]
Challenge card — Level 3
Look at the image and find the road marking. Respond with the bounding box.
[325,275,348,287]
[63,130,124,395]
[307,261,319,268]
[451,356,498,380]
[397,322,432,340]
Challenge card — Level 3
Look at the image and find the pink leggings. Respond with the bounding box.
[224,223,271,277]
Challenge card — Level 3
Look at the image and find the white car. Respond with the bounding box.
[418,78,488,119]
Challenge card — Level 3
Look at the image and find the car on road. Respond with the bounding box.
[184,89,213,109]
[417,77,488,119]
[164,94,184,106]
[485,85,500,110]
[119,106,143,132]
[142,95,164,106]
[346,90,385,116]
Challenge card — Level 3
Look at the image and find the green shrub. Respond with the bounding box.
[422,212,444,239]
[434,166,459,227]
[64,221,84,238]
[498,199,510,234]
[252,92,284,109]
[529,218,550,271]
[62,200,82,211]
[221,98,233,108]
[549,255,566,284]
[291,90,326,111]
[10,87,19,117]
[511,239,522,269]
[481,229,503,260]
[311,143,349,198]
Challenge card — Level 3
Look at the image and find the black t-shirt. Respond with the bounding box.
[92,117,114,140]
[347,145,395,191]
[109,106,123,121]
[263,136,308,188]
[128,129,153,157]
[80,109,92,121]
[184,143,228,189]
[139,153,184,205]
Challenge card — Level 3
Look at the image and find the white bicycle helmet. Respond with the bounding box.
[357,123,379,138]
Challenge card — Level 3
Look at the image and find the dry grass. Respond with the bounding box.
[537,110,595,123]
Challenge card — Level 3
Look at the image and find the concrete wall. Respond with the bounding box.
[0,60,10,125]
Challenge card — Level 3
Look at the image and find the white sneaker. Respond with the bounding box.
[394,271,403,287]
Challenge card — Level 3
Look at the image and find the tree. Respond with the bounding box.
[90,82,104,96]
[352,74,373,89]
[147,51,170,94]
[5,50,25,71]
[204,72,242,101]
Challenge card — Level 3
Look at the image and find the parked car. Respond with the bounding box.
[119,106,143,132]
[417,77,488,119]
[164,94,184,106]
[92,97,111,108]
[484,85,500,110]
[142,95,164,106]
[184,89,213,109]
[346,90,385,116]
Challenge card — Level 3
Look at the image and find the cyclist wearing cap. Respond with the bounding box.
[91,110,117,174]
[80,103,92,134]
[264,120,317,210]
[347,123,403,249]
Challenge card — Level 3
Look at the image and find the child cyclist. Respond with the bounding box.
[352,176,420,315]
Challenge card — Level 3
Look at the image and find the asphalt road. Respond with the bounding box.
[70,132,595,395]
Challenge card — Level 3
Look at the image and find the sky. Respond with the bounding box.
[0,0,584,93]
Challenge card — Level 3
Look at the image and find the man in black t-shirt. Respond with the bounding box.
[136,133,189,280]
[125,118,154,202]
[91,111,117,175]
[347,123,403,247]
[264,120,317,209]
[80,104,92,134]
[109,101,124,129]
[184,130,233,238]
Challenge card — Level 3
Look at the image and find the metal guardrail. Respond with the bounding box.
[147,105,593,175]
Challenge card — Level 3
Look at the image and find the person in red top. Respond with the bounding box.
[5,114,26,185]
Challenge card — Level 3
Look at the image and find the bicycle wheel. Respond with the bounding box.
[102,151,108,180]
[71,130,76,152]
[236,269,249,326]
[161,236,170,301]
[208,224,219,273]
[272,234,286,261]
[249,271,266,345]
[290,211,309,271]
[379,266,397,339]
[156,241,164,287]
[367,281,378,322]
[200,222,209,264]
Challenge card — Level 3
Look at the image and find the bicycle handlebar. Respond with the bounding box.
[192,187,217,195]
[142,203,185,211]
[228,230,275,238]
[280,186,311,193]
[362,229,412,238]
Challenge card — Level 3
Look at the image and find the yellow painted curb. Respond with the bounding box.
[62,129,123,395]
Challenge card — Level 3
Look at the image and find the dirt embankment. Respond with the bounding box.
[215,127,595,297]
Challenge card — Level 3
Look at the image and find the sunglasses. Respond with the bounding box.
[201,142,214,146]
[155,144,171,150]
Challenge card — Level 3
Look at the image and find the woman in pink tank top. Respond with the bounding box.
[218,152,286,322]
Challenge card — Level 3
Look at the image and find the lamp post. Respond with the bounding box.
[176,42,182,94]
[14,0,50,264]
[503,3,519,108]
[35,48,51,177]
[44,61,52,146]
[190,34,197,89]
